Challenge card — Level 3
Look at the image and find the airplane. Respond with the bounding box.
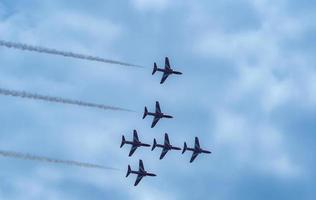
[182,137,211,163]
[143,101,173,128]
[152,57,183,84]
[151,133,181,160]
[126,159,157,186]
[120,130,150,157]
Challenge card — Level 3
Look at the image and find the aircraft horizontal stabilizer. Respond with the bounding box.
[143,107,148,119]
[126,165,132,177]
[152,63,158,75]
[120,136,126,148]
[182,142,187,154]
[152,139,157,151]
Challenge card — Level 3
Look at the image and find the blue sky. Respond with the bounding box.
[0,0,315,199]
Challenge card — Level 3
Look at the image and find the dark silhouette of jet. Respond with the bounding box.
[143,101,173,128]
[182,137,211,163]
[152,133,181,160]
[126,159,156,186]
[152,57,182,84]
[120,130,150,157]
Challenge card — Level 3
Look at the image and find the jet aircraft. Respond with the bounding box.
[152,133,181,159]
[143,101,173,128]
[126,159,156,186]
[120,130,150,157]
[182,137,211,163]
[152,57,182,84]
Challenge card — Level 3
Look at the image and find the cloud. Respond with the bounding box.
[213,109,302,178]
[183,0,313,183]
[130,0,171,11]
[0,2,5,17]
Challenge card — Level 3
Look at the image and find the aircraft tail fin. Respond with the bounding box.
[182,142,187,154]
[152,63,158,75]
[126,165,131,177]
[142,107,148,119]
[152,139,157,151]
[120,135,126,148]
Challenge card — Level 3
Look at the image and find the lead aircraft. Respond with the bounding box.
[152,57,182,84]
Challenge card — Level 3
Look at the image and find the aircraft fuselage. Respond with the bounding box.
[187,147,211,154]
[157,143,181,150]
[130,170,156,177]
[157,67,182,75]
[148,112,173,119]
[125,141,150,147]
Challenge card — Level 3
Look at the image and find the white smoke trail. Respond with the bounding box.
[0,40,143,68]
[0,150,119,171]
[0,87,133,112]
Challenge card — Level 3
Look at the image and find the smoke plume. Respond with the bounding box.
[0,87,133,112]
[0,150,119,171]
[0,40,143,68]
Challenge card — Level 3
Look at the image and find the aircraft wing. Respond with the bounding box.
[160,148,169,160]
[165,57,171,69]
[151,116,160,128]
[134,174,144,186]
[129,146,137,157]
[155,101,161,113]
[190,151,199,163]
[133,130,139,142]
[164,133,170,145]
[139,160,145,171]
[160,72,170,84]
[195,137,200,149]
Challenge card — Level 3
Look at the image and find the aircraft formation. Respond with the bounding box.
[121,57,212,186]
[0,39,211,188]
